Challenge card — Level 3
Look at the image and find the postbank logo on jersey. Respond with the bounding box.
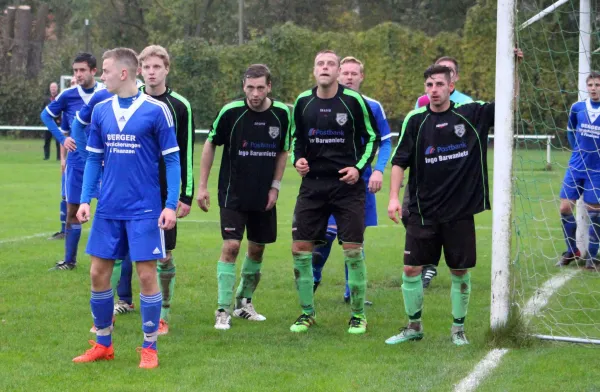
[424,141,468,164]
[238,140,277,158]
[308,128,345,144]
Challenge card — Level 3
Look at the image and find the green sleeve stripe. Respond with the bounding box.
[454,100,486,108]
[290,90,313,164]
[390,107,427,164]
[170,91,195,198]
[273,101,292,151]
[208,100,245,142]
[343,89,377,170]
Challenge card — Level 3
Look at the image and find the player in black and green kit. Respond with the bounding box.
[386,64,495,346]
[197,64,291,330]
[290,50,380,334]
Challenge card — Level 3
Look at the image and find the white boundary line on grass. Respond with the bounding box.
[453,269,579,392]
[0,232,54,244]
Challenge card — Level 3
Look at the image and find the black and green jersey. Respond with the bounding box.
[392,101,495,225]
[208,98,291,211]
[140,85,195,206]
[290,85,380,178]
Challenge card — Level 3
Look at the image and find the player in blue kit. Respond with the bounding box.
[72,48,180,369]
[41,52,103,271]
[557,71,600,271]
[311,56,392,304]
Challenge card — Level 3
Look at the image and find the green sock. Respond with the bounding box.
[402,273,424,321]
[235,255,262,301]
[293,252,314,315]
[110,259,122,296]
[158,255,176,321]
[451,272,471,326]
[217,261,236,311]
[345,248,367,317]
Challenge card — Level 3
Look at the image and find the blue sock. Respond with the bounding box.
[60,199,66,233]
[344,248,365,298]
[589,211,600,258]
[561,213,578,255]
[65,223,81,264]
[312,230,336,283]
[140,292,162,350]
[91,289,113,347]
[117,254,133,304]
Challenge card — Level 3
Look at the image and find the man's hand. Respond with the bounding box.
[387,198,402,224]
[176,200,191,218]
[63,136,76,152]
[339,167,359,185]
[158,208,177,230]
[368,170,383,193]
[77,203,91,223]
[196,187,210,212]
[515,48,524,63]
[295,158,310,177]
[265,188,278,211]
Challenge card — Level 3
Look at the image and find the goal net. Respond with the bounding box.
[509,0,600,344]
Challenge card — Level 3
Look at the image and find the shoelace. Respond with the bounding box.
[245,303,257,315]
[218,312,230,324]
[136,347,155,362]
[349,317,363,327]
[295,314,313,325]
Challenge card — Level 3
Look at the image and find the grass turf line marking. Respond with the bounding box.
[454,270,578,392]
[454,349,510,392]
[0,232,55,245]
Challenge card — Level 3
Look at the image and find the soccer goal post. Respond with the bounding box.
[492,0,600,344]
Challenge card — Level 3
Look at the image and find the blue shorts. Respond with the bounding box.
[64,164,99,204]
[86,217,165,261]
[559,168,600,204]
[327,183,378,229]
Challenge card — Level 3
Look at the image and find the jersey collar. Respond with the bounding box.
[586,98,600,123]
[111,93,147,132]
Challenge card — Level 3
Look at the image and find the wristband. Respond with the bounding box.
[271,180,281,190]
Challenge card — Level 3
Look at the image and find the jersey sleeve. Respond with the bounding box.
[290,97,307,165]
[86,106,105,154]
[391,114,417,169]
[459,101,495,135]
[175,99,195,205]
[568,103,578,131]
[45,91,67,119]
[207,106,231,146]
[154,104,179,156]
[77,91,103,125]
[353,94,380,172]
[280,105,292,152]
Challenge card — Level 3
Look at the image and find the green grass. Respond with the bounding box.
[0,139,598,392]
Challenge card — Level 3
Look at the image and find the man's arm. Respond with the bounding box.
[196,141,216,212]
[388,165,405,224]
[290,97,307,166]
[173,95,195,208]
[567,104,578,149]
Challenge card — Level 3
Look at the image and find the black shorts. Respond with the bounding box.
[164,224,176,252]
[292,177,365,244]
[404,216,476,270]
[220,207,277,244]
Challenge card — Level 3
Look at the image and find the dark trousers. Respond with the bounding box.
[43,130,60,160]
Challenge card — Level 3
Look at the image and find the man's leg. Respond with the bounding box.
[343,243,368,334]
[291,240,316,332]
[50,202,80,270]
[115,254,134,314]
[157,224,177,333]
[586,203,600,270]
[449,269,470,345]
[49,174,66,240]
[216,240,240,330]
[386,223,441,345]
[43,130,51,160]
[73,256,116,362]
[557,198,579,266]
[233,241,267,321]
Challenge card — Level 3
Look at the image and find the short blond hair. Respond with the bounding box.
[340,56,364,73]
[138,45,170,69]
[315,49,340,66]
[102,48,138,80]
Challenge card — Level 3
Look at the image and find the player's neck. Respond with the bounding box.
[82,81,96,90]
[430,100,451,113]
[144,83,167,97]
[116,83,140,98]
[247,97,271,112]
[316,82,339,99]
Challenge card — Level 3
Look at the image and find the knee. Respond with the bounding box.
[137,268,156,287]
[247,242,265,261]
[292,241,313,254]
[222,241,240,261]
[90,262,111,286]
[403,265,422,277]
[450,269,468,277]
[560,201,574,215]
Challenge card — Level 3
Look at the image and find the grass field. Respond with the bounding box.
[1,139,599,392]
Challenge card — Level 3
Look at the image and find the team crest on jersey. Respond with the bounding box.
[454,124,466,137]
[336,113,348,126]
[268,126,280,139]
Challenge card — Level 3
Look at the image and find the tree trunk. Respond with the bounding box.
[27,3,48,77]
[1,6,16,74]
[11,5,32,75]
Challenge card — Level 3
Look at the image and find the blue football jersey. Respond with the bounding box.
[45,83,103,166]
[362,95,392,180]
[568,99,600,175]
[86,94,179,220]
